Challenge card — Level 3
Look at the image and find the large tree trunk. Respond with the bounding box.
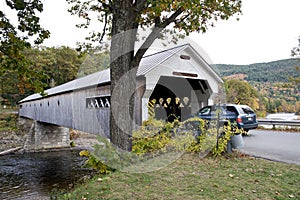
[109,1,139,151]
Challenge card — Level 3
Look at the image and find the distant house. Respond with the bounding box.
[18,44,223,138]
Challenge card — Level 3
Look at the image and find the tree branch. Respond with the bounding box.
[175,12,191,25]
[132,7,185,68]
[132,27,163,69]
[99,11,108,43]
[157,7,184,28]
[101,0,113,12]
[133,0,148,12]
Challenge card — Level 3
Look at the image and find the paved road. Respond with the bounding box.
[239,130,300,165]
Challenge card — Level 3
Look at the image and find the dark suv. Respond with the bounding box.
[196,104,258,131]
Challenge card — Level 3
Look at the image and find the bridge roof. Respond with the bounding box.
[19,44,219,103]
[19,69,110,103]
[136,44,188,76]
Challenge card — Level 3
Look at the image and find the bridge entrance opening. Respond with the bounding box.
[149,76,208,122]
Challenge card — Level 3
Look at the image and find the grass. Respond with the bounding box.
[55,153,300,200]
[0,110,18,132]
[257,125,300,133]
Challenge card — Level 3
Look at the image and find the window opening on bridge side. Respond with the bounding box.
[86,96,111,109]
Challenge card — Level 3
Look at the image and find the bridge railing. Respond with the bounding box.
[257,119,300,129]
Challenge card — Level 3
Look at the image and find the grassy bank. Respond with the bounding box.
[55,153,300,200]
[0,109,18,132]
[0,110,22,151]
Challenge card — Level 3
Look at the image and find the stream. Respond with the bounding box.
[0,150,93,200]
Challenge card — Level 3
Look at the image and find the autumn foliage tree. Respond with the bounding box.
[0,0,50,100]
[66,0,242,150]
[224,79,259,110]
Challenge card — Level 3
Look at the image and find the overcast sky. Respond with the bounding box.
[194,0,300,64]
[7,0,300,65]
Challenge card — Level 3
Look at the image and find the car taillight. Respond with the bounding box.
[236,117,242,123]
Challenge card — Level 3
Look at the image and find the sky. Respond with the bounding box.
[4,0,300,65]
[194,0,300,64]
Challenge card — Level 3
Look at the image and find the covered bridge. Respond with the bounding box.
[18,44,223,140]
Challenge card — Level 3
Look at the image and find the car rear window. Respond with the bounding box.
[240,106,255,114]
[224,106,237,115]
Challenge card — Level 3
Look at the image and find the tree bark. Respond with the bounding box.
[108,2,182,151]
[109,1,139,151]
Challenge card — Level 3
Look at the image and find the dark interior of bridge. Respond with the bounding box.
[149,76,208,122]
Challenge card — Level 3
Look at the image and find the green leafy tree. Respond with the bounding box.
[77,50,110,77]
[1,0,50,105]
[24,46,83,87]
[224,79,259,110]
[67,0,242,150]
[1,45,84,105]
[46,46,82,86]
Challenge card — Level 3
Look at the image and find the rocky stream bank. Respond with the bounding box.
[0,112,101,155]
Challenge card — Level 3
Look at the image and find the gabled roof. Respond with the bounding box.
[137,44,189,76]
[137,43,223,83]
[19,44,220,103]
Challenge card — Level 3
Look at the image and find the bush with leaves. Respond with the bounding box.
[79,137,139,174]
[132,117,241,157]
[132,118,173,156]
[80,117,243,174]
[79,149,114,174]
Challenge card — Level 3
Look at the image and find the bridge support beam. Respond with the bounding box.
[24,120,70,151]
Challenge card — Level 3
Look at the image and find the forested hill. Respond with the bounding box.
[213,58,300,82]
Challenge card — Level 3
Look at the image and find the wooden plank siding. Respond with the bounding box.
[72,85,110,138]
[19,84,111,138]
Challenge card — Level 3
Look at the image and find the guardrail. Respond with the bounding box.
[257,119,300,129]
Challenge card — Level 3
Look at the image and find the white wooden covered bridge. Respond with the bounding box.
[18,44,223,150]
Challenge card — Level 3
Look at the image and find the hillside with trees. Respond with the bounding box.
[214,58,300,82]
[215,58,300,114]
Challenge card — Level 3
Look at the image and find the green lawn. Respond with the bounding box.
[56,153,300,200]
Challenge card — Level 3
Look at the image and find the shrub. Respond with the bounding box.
[132,117,173,156]
[80,117,243,174]
[79,149,115,174]
[79,150,113,174]
[0,113,18,132]
[80,136,139,174]
[132,117,241,157]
